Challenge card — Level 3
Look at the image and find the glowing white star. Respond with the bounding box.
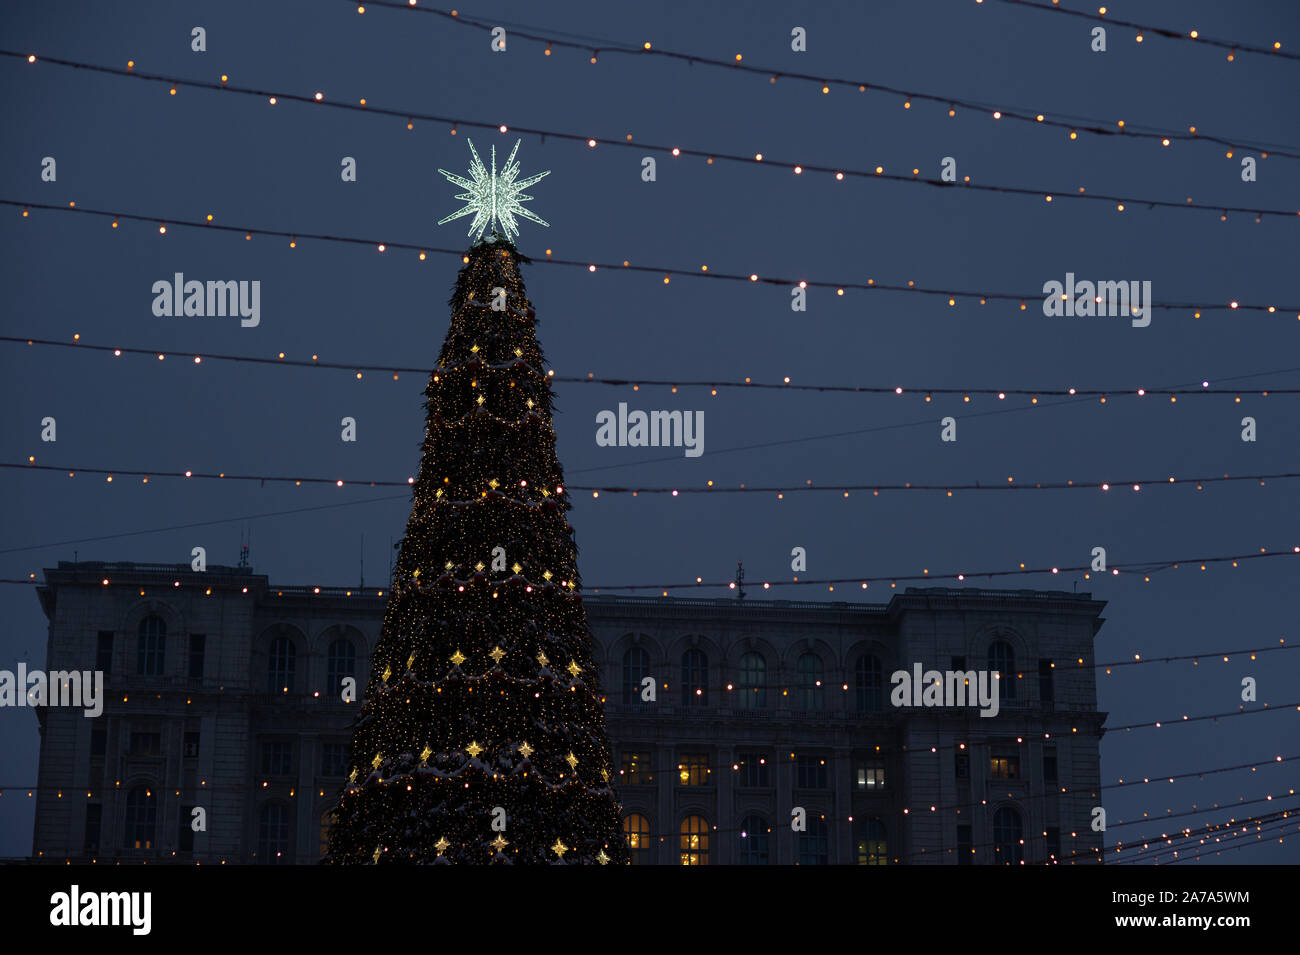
[437,138,550,243]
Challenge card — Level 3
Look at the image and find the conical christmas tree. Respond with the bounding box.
[327,141,628,864]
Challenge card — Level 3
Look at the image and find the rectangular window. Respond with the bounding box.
[260,741,295,776]
[320,743,349,777]
[189,634,206,680]
[620,751,650,785]
[677,752,709,786]
[179,805,195,851]
[90,727,107,758]
[129,732,161,756]
[183,731,200,759]
[1043,745,1058,782]
[957,824,972,865]
[1046,826,1061,862]
[1039,659,1054,702]
[856,758,886,790]
[796,755,829,789]
[990,753,1020,780]
[84,804,102,854]
[96,632,113,674]
[737,751,770,788]
[955,751,970,779]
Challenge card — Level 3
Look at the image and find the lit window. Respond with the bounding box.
[680,815,709,865]
[677,752,709,786]
[624,813,651,865]
[854,818,888,865]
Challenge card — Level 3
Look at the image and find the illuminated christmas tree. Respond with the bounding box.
[327,141,628,864]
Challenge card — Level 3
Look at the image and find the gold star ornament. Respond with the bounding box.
[552,839,569,859]
[435,836,450,854]
[491,834,509,852]
[565,752,579,770]
[567,659,581,677]
[518,741,533,759]
[450,649,466,666]
[465,741,483,759]
[489,646,506,664]
[596,849,610,865]
[420,744,432,763]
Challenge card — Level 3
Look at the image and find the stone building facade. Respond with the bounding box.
[28,561,1107,864]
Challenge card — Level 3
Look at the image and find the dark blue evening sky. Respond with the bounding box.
[1,0,1297,860]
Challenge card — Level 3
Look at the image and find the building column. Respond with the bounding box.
[716,744,733,864]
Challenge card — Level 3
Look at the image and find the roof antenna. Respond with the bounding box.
[734,560,745,601]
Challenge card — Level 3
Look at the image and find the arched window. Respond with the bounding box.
[136,616,166,676]
[326,638,355,698]
[268,636,297,694]
[989,641,1017,701]
[737,651,767,708]
[623,813,651,865]
[855,654,883,711]
[681,649,708,706]
[258,803,293,863]
[855,817,888,865]
[993,807,1024,864]
[798,817,829,865]
[796,652,824,710]
[738,814,769,865]
[124,786,156,849]
[622,647,650,705]
[680,815,709,865]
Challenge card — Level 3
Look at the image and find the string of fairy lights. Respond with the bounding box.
[347,0,1300,154]
[6,736,1293,860]
[8,51,1300,219]
[7,336,1300,400]
[12,798,1294,865]
[9,459,1300,500]
[7,748,1289,805]
[987,0,1298,63]
[1111,807,1300,865]
[7,200,1296,314]
[1123,816,1300,865]
[0,634,1284,711]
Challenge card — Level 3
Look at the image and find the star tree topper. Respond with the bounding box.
[437,138,550,243]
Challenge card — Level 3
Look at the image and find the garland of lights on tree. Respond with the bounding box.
[326,140,629,864]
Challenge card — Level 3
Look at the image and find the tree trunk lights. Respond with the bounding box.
[325,239,628,864]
